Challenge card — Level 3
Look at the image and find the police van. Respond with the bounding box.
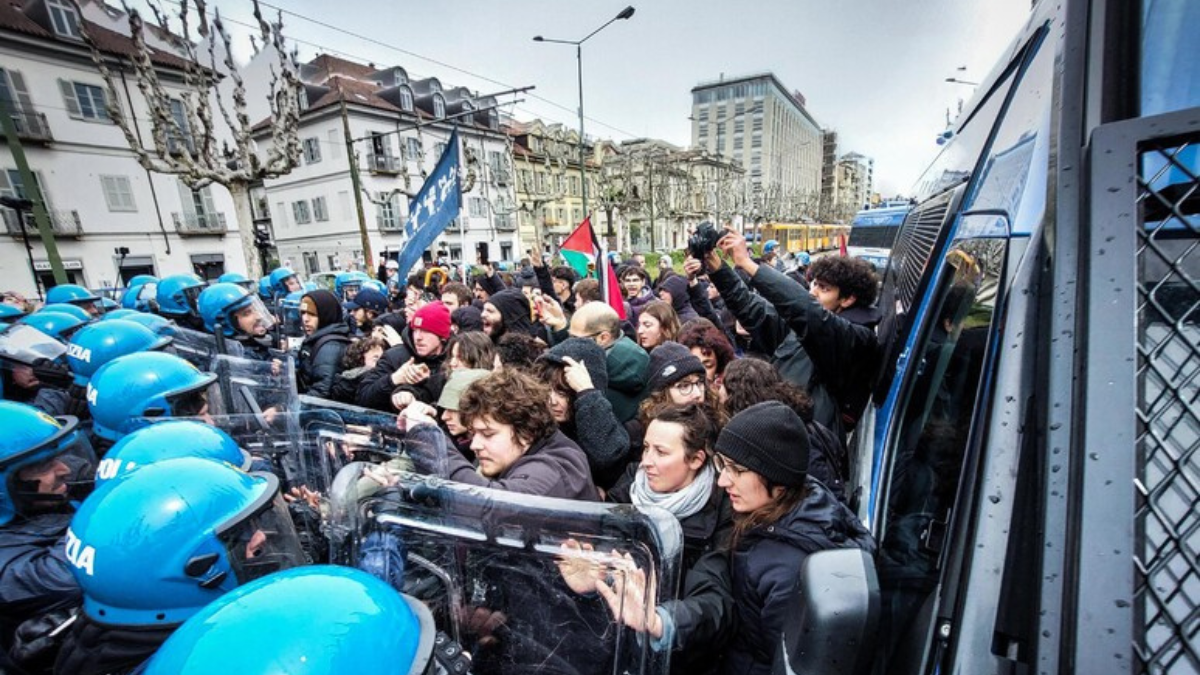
[780,0,1200,673]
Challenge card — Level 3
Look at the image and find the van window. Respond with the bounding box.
[874,238,1005,663]
[1141,0,1200,116]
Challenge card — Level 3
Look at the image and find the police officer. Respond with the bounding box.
[54,457,306,675]
[0,402,96,671]
[154,275,206,331]
[86,352,217,450]
[197,282,279,361]
[45,285,104,319]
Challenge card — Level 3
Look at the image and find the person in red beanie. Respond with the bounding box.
[356,301,452,412]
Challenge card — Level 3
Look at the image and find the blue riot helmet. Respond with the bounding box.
[65,457,305,627]
[96,421,251,488]
[0,401,97,525]
[333,271,369,302]
[38,303,92,323]
[278,289,307,339]
[121,282,157,311]
[87,352,218,442]
[46,284,103,317]
[257,276,272,301]
[99,297,118,313]
[216,272,256,293]
[20,310,88,341]
[198,283,276,339]
[142,566,431,675]
[99,308,138,321]
[66,319,172,386]
[268,267,301,299]
[360,278,387,296]
[797,251,812,268]
[127,274,158,288]
[120,312,176,337]
[0,303,25,322]
[156,274,205,318]
[763,239,780,256]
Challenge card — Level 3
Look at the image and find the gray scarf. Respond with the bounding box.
[629,463,715,520]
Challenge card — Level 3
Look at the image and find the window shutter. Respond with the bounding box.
[59,80,81,118]
[200,187,217,216]
[176,180,197,217]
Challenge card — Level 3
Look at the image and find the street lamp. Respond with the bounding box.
[533,6,635,220]
[944,77,979,86]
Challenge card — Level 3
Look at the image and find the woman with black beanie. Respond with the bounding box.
[297,289,351,399]
[712,401,876,675]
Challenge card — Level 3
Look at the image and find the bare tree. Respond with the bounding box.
[74,0,302,278]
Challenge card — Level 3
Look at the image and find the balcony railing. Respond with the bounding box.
[495,217,516,231]
[172,211,227,235]
[2,208,82,237]
[6,109,53,143]
[366,153,402,175]
[492,168,511,187]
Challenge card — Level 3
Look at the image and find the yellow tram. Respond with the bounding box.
[760,223,851,253]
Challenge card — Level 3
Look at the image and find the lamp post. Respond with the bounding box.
[534,6,635,221]
[944,77,980,86]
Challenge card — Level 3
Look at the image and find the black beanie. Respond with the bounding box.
[715,400,809,488]
[375,311,407,334]
[452,305,483,333]
[541,337,609,391]
[487,289,534,337]
[301,289,343,330]
[646,341,706,393]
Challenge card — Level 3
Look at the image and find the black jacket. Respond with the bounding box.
[721,478,875,675]
[608,467,735,675]
[561,389,631,490]
[0,514,79,650]
[297,323,351,399]
[709,263,880,437]
[355,328,447,411]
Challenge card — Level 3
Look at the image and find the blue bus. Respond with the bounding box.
[847,204,910,270]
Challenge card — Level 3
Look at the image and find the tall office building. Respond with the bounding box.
[690,73,823,213]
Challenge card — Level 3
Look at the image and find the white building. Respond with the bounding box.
[246,54,517,275]
[834,151,875,221]
[0,0,245,297]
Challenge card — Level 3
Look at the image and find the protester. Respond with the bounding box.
[495,332,545,371]
[636,300,680,352]
[450,305,483,334]
[562,403,733,675]
[568,302,648,423]
[657,275,700,323]
[357,301,451,411]
[330,336,386,404]
[679,321,736,392]
[439,282,473,312]
[401,368,599,500]
[297,289,351,399]
[445,330,496,373]
[481,289,537,343]
[536,338,631,488]
[713,401,875,675]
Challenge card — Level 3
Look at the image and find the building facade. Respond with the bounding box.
[833,151,875,222]
[689,73,823,223]
[508,118,600,256]
[0,0,244,297]
[246,54,516,275]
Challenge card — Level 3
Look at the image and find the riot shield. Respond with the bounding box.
[0,323,74,390]
[208,354,299,416]
[345,475,683,675]
[167,326,226,368]
[297,395,413,496]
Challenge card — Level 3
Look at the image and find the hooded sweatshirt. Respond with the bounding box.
[487,289,538,341]
[298,290,351,399]
[541,338,630,486]
[659,275,700,323]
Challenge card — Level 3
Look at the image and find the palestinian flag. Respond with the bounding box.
[559,216,626,319]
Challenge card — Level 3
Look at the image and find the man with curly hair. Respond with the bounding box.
[700,230,880,440]
[401,368,600,500]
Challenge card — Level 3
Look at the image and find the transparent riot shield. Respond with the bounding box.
[208,354,299,417]
[297,395,413,497]
[167,326,226,369]
[344,475,683,675]
[0,323,74,391]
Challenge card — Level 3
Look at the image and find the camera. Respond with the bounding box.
[687,221,722,260]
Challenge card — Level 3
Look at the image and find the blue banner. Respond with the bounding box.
[395,129,461,280]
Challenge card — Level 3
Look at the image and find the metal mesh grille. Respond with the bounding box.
[1134,135,1200,674]
[890,188,955,314]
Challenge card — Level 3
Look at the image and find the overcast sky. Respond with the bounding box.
[199,0,1033,196]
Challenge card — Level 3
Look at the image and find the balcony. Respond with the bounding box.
[495,217,516,232]
[3,208,82,238]
[4,109,53,144]
[366,153,402,175]
[377,216,403,231]
[172,211,227,236]
[492,168,511,187]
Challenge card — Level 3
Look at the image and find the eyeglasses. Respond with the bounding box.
[713,453,749,478]
[671,379,704,396]
[569,330,604,342]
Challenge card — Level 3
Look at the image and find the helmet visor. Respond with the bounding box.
[229,296,277,338]
[218,486,306,583]
[340,282,363,303]
[0,324,68,366]
[7,425,97,517]
[182,284,205,314]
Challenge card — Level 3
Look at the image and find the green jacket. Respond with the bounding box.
[604,335,649,423]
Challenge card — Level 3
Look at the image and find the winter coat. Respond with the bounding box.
[297,322,351,399]
[0,514,79,648]
[603,335,649,423]
[355,328,447,411]
[608,466,735,675]
[54,614,173,675]
[533,265,577,316]
[408,424,599,501]
[721,478,875,675]
[329,364,370,404]
[659,275,700,324]
[562,389,632,490]
[709,263,879,438]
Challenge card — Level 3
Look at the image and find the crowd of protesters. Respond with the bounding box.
[1,226,880,675]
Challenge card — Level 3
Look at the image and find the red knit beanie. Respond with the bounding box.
[411,301,452,340]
